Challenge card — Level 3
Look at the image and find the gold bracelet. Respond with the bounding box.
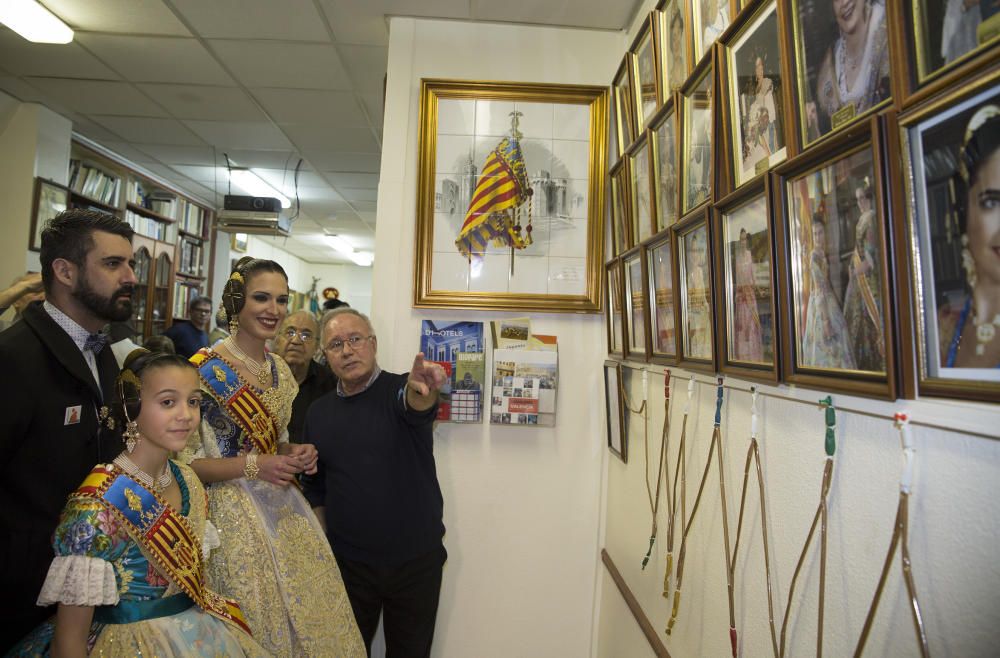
[244,453,260,480]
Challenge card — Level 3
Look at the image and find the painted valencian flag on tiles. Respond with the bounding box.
[454,112,534,263]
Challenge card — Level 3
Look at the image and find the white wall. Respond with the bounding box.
[600,368,1000,657]
[0,93,71,281]
[374,17,623,658]
[210,232,372,316]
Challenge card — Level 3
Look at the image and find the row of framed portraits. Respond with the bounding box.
[610,0,1000,232]
[605,69,1000,403]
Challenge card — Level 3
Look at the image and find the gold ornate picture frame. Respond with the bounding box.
[414,79,609,313]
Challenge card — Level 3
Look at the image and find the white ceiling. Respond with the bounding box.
[0,0,640,263]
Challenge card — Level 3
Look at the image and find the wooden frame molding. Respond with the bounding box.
[601,548,671,658]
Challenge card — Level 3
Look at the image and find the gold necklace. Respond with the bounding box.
[225,337,270,384]
[113,453,172,492]
[973,309,1000,356]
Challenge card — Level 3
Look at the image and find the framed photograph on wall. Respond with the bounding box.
[414,79,609,312]
[897,74,1000,402]
[905,0,1000,96]
[604,360,627,463]
[715,178,779,381]
[623,248,648,360]
[627,133,655,244]
[789,0,891,148]
[681,60,715,214]
[692,0,731,66]
[676,209,716,370]
[645,232,679,362]
[609,161,628,257]
[658,0,690,93]
[650,102,679,231]
[631,12,663,132]
[29,178,69,252]
[606,259,626,357]
[723,0,788,190]
[775,118,897,398]
[614,55,638,157]
[230,232,248,253]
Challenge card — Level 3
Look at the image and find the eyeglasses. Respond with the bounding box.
[282,327,315,343]
[324,335,374,354]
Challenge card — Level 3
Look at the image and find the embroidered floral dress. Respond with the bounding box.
[9,461,267,657]
[181,349,364,657]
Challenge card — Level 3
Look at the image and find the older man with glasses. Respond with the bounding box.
[302,307,448,658]
[273,309,335,443]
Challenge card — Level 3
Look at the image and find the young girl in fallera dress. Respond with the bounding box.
[10,350,267,657]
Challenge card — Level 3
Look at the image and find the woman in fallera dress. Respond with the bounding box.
[10,350,267,657]
[801,217,857,369]
[179,256,364,657]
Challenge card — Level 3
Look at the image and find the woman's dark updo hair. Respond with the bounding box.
[221,256,289,325]
[116,348,196,425]
[955,105,1000,232]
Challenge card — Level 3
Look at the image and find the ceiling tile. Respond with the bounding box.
[137,84,264,121]
[0,29,119,79]
[0,74,48,105]
[76,35,234,86]
[337,45,387,91]
[166,164,224,183]
[183,120,295,150]
[251,89,368,125]
[325,172,379,188]
[70,117,125,143]
[169,0,330,41]
[133,144,219,165]
[209,41,351,90]
[90,116,207,146]
[470,0,637,29]
[340,188,378,202]
[25,78,167,116]
[93,141,160,165]
[41,0,192,36]
[315,0,387,46]
[304,151,381,172]
[279,122,380,152]
[352,201,378,212]
[254,168,329,190]
[359,92,384,134]
[218,150,301,170]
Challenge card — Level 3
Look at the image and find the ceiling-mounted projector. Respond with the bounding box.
[217,195,290,236]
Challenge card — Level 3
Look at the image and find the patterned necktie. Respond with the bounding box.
[84,333,109,354]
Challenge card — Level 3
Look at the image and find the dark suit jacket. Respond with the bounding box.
[0,301,122,651]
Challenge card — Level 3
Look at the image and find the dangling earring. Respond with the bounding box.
[124,419,140,453]
[229,316,239,336]
[961,233,978,290]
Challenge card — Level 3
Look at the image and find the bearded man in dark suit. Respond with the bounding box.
[0,209,137,651]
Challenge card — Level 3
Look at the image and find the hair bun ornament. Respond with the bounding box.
[960,104,1000,183]
[116,352,146,421]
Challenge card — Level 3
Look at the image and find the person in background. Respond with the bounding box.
[0,209,136,652]
[303,307,448,658]
[273,310,335,443]
[144,334,176,354]
[208,305,230,346]
[0,271,44,332]
[162,296,211,358]
[323,297,350,311]
[9,350,268,657]
[179,257,364,657]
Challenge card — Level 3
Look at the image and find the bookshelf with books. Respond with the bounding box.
[55,140,214,340]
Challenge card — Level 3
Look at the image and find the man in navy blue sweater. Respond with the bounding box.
[302,308,447,658]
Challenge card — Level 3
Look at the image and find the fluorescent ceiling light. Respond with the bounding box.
[0,0,74,44]
[324,234,354,255]
[350,252,374,267]
[229,168,291,208]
